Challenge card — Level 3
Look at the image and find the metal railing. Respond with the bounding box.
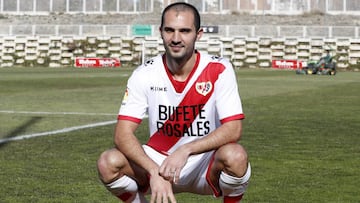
[0,0,359,15]
[0,0,154,14]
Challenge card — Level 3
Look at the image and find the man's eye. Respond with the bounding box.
[164,28,174,32]
[180,29,191,33]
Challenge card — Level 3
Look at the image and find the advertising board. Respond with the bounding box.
[75,58,121,68]
[272,60,305,69]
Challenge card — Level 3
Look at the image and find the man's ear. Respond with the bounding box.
[159,26,162,38]
[196,28,204,40]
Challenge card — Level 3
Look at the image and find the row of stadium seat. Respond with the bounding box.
[0,36,359,68]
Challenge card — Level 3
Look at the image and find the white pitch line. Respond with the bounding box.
[0,120,117,144]
[0,110,117,116]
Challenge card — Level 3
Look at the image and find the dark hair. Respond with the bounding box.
[160,2,201,31]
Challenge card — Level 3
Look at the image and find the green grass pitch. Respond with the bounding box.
[0,67,359,202]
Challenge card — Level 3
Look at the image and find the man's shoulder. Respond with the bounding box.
[199,52,232,67]
[134,54,163,72]
[128,55,164,82]
[143,54,163,67]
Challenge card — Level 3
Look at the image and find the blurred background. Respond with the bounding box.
[0,0,359,69]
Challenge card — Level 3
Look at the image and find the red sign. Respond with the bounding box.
[272,60,304,69]
[75,58,121,68]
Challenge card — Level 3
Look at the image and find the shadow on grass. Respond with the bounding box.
[0,116,42,148]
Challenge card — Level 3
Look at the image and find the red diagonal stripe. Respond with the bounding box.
[147,63,225,153]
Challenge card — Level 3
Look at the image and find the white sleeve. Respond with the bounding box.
[215,61,243,120]
[118,68,148,120]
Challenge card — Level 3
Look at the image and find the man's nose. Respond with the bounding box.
[171,31,181,43]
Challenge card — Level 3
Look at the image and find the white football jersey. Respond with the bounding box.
[118,52,244,155]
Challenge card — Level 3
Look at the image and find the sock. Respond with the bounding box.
[220,162,251,203]
[105,175,148,203]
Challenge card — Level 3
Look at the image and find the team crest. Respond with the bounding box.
[195,81,212,96]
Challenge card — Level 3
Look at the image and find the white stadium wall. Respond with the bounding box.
[0,35,359,69]
[0,0,360,69]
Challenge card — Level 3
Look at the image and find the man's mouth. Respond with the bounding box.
[170,45,183,52]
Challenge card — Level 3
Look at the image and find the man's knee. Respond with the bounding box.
[217,144,251,199]
[230,145,248,166]
[97,148,127,183]
[218,143,248,162]
[216,143,248,176]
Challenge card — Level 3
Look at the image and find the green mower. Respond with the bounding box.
[296,50,337,75]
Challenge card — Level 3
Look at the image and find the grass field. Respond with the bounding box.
[0,67,359,203]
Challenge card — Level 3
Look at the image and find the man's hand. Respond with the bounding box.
[159,146,190,184]
[149,173,177,203]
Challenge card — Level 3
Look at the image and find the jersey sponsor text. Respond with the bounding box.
[156,104,210,137]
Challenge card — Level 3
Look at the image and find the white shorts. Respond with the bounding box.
[143,145,219,196]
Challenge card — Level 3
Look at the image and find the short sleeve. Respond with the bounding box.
[214,61,244,122]
[118,68,148,122]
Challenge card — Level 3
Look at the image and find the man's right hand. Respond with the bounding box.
[149,173,177,203]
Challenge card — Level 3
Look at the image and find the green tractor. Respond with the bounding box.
[296,50,337,75]
[305,57,336,75]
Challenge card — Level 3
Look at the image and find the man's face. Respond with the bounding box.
[160,9,202,62]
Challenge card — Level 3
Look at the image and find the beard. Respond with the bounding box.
[165,43,194,64]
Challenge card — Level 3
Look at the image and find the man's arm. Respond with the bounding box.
[181,119,242,155]
[114,120,159,176]
[114,120,177,202]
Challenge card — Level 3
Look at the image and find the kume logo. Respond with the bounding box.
[195,82,212,96]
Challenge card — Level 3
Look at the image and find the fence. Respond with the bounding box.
[1,0,360,14]
[0,24,358,39]
[165,0,360,15]
[0,0,154,14]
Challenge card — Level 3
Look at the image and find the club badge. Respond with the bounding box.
[195,81,212,96]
